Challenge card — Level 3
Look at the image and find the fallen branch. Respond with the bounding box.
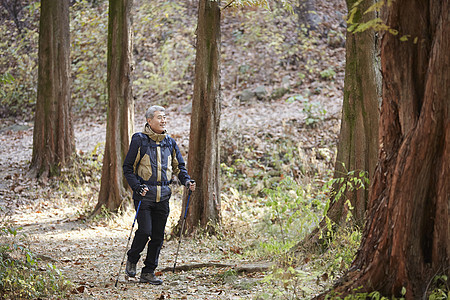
[160,262,271,273]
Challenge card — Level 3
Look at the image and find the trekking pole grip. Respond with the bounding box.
[183,180,194,219]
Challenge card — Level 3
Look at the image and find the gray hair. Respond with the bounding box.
[145,105,165,120]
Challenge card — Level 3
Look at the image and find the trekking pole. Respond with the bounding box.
[173,181,194,272]
[115,200,141,287]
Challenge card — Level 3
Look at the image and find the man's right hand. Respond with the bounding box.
[187,180,196,192]
[138,184,149,196]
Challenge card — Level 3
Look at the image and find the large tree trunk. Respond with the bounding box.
[31,0,73,178]
[318,0,449,298]
[184,0,221,233]
[94,0,134,214]
[298,0,380,251]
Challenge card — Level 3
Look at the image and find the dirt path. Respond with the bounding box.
[13,207,271,299]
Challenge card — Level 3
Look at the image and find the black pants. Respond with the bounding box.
[127,199,170,274]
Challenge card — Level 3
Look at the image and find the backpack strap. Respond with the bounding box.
[135,133,149,174]
[164,135,174,153]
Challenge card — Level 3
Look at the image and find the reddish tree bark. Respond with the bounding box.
[318,0,449,299]
[298,0,380,252]
[328,0,380,228]
[31,0,73,178]
[94,0,134,214]
[183,0,221,233]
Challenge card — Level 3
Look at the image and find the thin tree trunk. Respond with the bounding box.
[329,0,380,228]
[318,0,449,298]
[94,0,134,214]
[31,0,73,178]
[184,0,221,233]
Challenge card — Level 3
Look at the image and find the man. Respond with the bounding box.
[123,105,196,284]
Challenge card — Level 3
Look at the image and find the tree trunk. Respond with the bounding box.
[31,0,73,178]
[184,0,221,233]
[94,0,134,214]
[319,0,449,298]
[329,0,380,228]
[298,0,380,251]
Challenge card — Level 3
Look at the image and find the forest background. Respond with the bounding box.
[0,0,448,299]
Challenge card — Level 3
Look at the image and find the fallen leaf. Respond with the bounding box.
[72,285,86,294]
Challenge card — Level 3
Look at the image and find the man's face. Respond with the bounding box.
[148,110,166,134]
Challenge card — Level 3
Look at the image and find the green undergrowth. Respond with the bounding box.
[0,218,72,299]
[0,7,39,119]
[214,135,367,298]
[216,146,450,300]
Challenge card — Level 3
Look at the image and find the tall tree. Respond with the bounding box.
[327,0,380,228]
[299,0,380,251]
[94,0,134,214]
[183,0,221,233]
[31,0,73,178]
[318,0,449,298]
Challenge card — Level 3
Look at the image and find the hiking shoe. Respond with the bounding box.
[125,261,137,278]
[140,272,163,285]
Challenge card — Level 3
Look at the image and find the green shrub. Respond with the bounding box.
[320,68,336,80]
[260,266,318,299]
[428,275,449,300]
[303,101,327,127]
[262,177,323,244]
[0,224,72,299]
[133,1,196,104]
[71,0,109,113]
[0,22,39,118]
